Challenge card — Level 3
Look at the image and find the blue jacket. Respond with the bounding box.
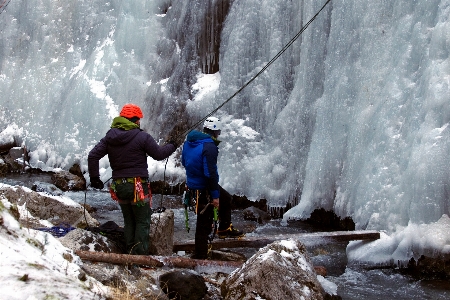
[88,116,176,179]
[181,130,220,199]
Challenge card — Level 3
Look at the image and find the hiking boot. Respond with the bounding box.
[217,224,244,239]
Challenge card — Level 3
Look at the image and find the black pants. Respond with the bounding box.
[194,185,232,258]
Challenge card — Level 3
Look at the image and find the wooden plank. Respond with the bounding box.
[173,230,380,252]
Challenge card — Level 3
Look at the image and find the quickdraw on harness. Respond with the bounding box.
[209,206,219,242]
[182,188,197,232]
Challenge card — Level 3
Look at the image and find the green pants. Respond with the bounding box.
[119,202,151,255]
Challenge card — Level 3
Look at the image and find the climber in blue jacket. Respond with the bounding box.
[182,116,244,259]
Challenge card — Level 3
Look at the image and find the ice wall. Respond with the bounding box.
[0,0,165,169]
[283,0,450,231]
[1,0,450,234]
[209,0,450,232]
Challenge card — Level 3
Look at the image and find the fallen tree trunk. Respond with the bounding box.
[75,250,243,270]
[75,250,328,276]
[173,230,381,252]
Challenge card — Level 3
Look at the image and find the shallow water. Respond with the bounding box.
[1,174,450,299]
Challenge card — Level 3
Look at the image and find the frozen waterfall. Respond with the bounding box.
[1,0,450,259]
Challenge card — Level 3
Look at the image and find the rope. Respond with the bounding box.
[180,0,332,138]
[0,0,12,16]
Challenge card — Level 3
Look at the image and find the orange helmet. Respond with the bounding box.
[120,103,143,119]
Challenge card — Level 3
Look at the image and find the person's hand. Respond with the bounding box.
[166,125,186,148]
[90,177,104,189]
[212,198,219,208]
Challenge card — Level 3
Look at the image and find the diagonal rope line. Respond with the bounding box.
[0,0,12,15]
[180,0,332,137]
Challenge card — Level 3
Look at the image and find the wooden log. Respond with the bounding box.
[75,250,243,270]
[75,250,327,275]
[173,230,381,252]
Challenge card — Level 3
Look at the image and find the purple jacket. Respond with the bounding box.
[88,118,176,179]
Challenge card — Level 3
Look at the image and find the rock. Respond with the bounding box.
[314,266,328,277]
[0,140,15,154]
[0,185,99,228]
[59,228,122,253]
[8,147,24,161]
[221,239,325,300]
[135,276,170,300]
[51,169,86,191]
[0,158,9,174]
[31,181,64,196]
[405,255,450,279]
[2,147,27,172]
[69,163,83,177]
[210,250,247,262]
[80,261,138,288]
[150,209,174,256]
[243,206,271,224]
[159,270,207,300]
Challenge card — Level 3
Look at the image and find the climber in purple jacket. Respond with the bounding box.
[88,103,178,255]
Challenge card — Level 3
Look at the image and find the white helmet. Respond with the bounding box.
[203,116,222,131]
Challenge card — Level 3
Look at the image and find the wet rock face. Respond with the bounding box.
[221,239,325,300]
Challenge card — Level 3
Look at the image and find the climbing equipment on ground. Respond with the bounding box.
[35,223,76,237]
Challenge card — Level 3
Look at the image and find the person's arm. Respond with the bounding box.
[142,132,176,160]
[87,138,108,178]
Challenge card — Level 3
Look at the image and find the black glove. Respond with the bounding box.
[90,177,104,189]
[167,140,180,148]
[166,124,186,149]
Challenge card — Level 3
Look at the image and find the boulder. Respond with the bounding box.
[159,270,207,300]
[221,239,325,300]
[243,206,271,224]
[0,158,8,174]
[2,146,27,172]
[0,185,99,228]
[69,163,83,177]
[31,181,64,196]
[59,228,122,254]
[0,140,15,154]
[405,255,450,279]
[150,209,175,256]
[51,169,86,191]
